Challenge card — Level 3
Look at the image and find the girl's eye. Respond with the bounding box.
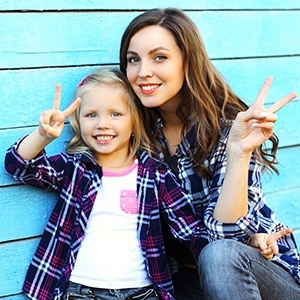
[87,113,96,118]
[110,112,120,117]
[127,56,139,64]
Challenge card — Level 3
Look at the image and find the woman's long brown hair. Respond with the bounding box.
[120,8,279,177]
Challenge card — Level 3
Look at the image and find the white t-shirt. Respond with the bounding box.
[70,161,151,288]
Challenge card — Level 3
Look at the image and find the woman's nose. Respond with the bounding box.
[138,60,153,78]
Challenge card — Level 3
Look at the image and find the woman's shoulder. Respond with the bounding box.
[219,118,234,142]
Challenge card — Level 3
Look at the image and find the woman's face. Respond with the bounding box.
[126,25,185,112]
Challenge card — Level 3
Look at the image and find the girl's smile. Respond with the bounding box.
[79,84,134,169]
[94,134,115,143]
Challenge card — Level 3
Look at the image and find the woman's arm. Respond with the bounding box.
[214,77,297,223]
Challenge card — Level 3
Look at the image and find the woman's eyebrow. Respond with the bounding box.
[127,46,170,56]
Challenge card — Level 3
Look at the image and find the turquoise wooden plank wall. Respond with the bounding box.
[0,0,299,298]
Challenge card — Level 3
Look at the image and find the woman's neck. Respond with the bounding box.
[160,112,183,156]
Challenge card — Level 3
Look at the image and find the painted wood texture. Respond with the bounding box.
[1,11,300,69]
[0,1,299,298]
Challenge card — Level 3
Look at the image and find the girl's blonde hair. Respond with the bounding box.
[66,67,152,160]
[120,8,279,176]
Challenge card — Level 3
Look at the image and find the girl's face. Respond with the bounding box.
[79,84,133,167]
[126,25,185,113]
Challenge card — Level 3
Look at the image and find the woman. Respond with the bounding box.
[119,8,300,300]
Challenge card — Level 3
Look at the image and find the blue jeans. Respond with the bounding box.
[63,282,159,300]
[172,266,204,299]
[198,239,300,300]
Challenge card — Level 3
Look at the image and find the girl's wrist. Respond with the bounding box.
[38,123,56,141]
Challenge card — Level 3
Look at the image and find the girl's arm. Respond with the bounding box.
[17,128,54,160]
[17,84,81,160]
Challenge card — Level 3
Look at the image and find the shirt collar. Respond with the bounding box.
[156,118,197,158]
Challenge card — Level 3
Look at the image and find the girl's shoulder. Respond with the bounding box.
[63,151,98,166]
[137,149,167,171]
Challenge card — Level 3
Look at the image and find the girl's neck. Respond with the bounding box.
[96,154,135,172]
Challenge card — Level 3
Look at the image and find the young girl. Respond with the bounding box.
[4,68,205,300]
[119,8,300,300]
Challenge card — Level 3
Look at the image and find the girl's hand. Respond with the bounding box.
[249,228,293,259]
[38,84,81,139]
[228,76,297,155]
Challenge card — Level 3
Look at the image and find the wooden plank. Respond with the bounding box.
[0,238,39,296]
[1,57,299,130]
[262,146,300,194]
[265,187,300,233]
[0,0,299,11]
[213,57,300,105]
[1,111,299,189]
[1,10,299,69]
[0,185,56,242]
[0,61,298,146]
[293,230,300,249]
[1,228,299,299]
[0,12,138,68]
[0,227,299,299]
[275,103,300,148]
[0,2,299,298]
[194,10,300,60]
[0,67,94,129]
[1,147,299,244]
[1,294,28,300]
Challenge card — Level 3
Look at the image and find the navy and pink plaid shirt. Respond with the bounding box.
[5,138,206,300]
[156,119,300,284]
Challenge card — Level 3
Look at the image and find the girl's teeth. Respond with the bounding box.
[96,135,113,141]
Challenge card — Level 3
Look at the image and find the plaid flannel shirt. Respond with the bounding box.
[156,118,300,284]
[5,138,206,300]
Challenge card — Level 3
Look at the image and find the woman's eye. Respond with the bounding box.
[155,55,167,61]
[110,112,120,117]
[127,56,139,64]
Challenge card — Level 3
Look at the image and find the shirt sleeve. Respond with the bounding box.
[4,136,66,191]
[160,168,208,257]
[203,129,268,243]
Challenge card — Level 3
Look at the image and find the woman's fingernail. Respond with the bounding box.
[260,112,268,117]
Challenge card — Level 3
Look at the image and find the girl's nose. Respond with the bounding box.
[96,117,110,129]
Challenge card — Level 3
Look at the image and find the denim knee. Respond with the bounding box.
[198,239,251,274]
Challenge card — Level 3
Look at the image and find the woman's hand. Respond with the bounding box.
[228,76,297,156]
[38,84,81,139]
[249,228,293,259]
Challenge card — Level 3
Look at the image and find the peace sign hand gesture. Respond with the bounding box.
[227,77,297,156]
[249,228,293,260]
[38,84,81,139]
